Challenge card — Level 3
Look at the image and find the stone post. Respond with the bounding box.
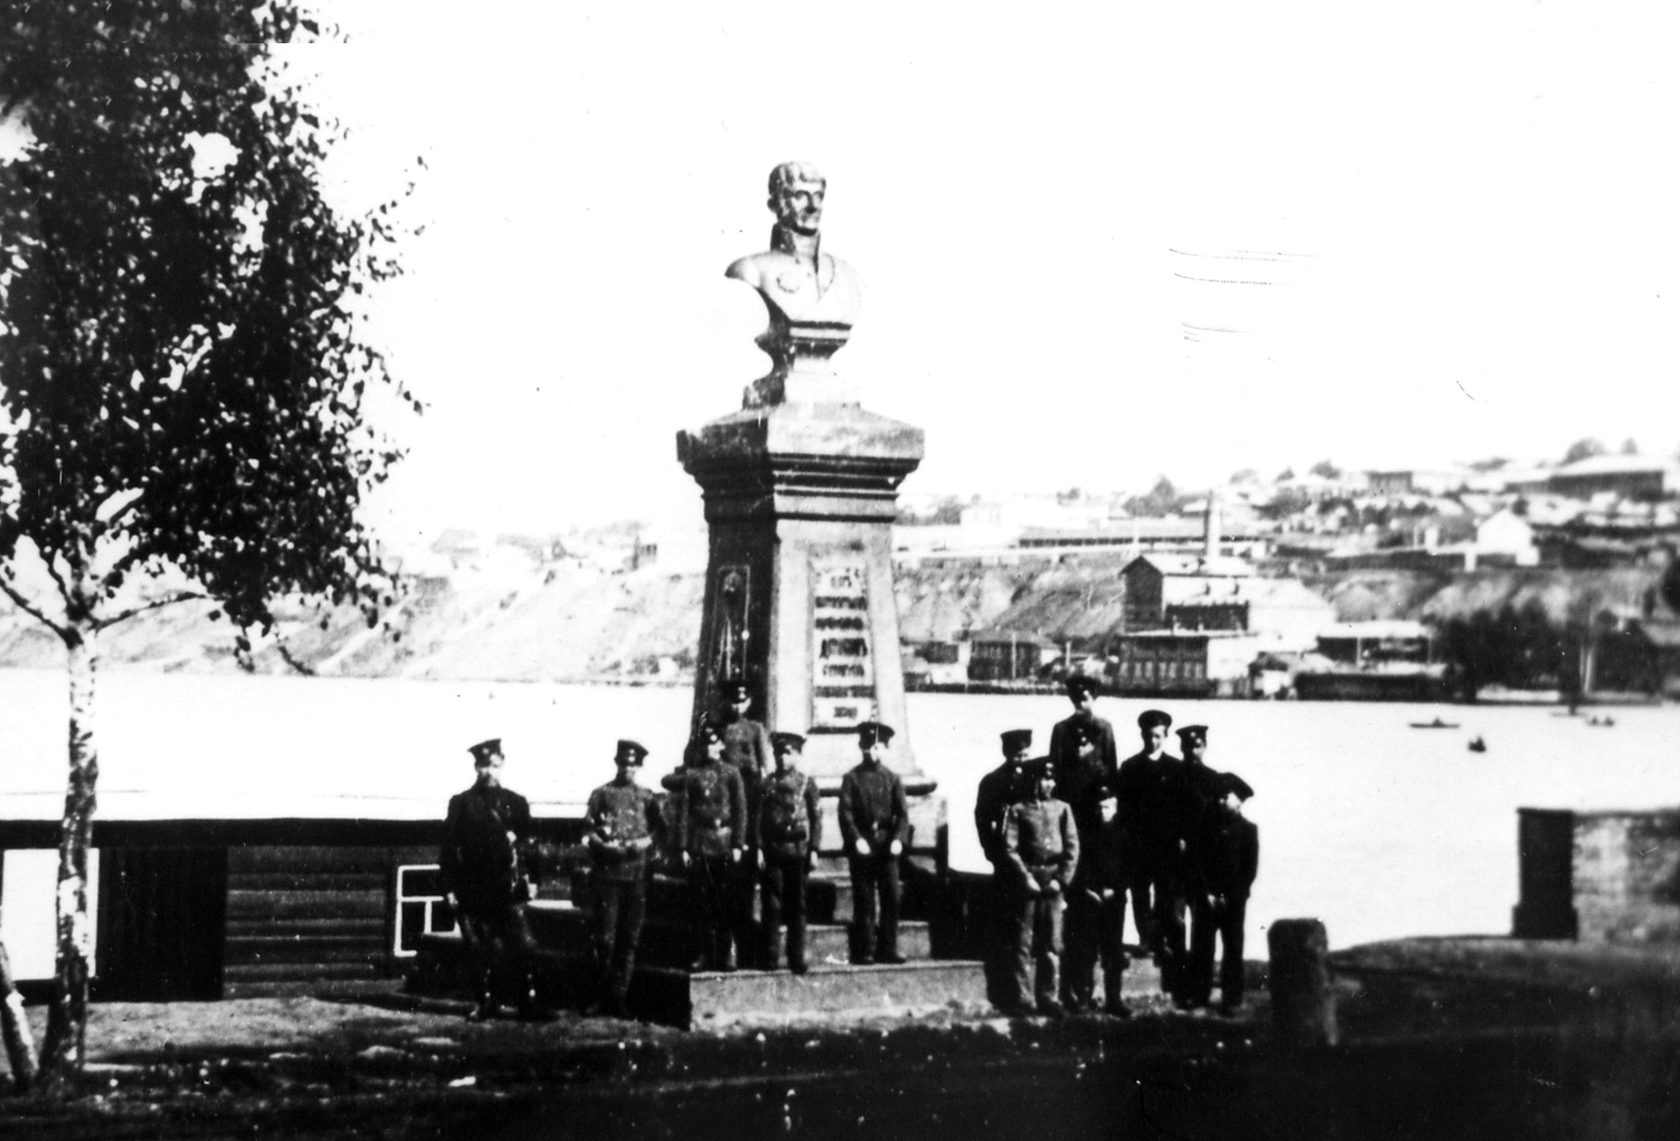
[1267,918,1340,1048]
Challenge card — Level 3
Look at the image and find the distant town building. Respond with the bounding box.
[966,628,1053,682]
[1314,620,1434,665]
[1110,630,1260,696]
[1546,456,1680,502]
[1120,554,1256,631]
[1474,509,1540,567]
[1017,518,1269,559]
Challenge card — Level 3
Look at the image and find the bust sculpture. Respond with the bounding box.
[726,161,863,406]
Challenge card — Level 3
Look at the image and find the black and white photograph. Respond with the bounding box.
[1,2,1678,1137]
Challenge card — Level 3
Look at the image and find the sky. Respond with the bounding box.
[84,3,1680,537]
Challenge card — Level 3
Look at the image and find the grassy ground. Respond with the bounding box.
[2,938,1678,1140]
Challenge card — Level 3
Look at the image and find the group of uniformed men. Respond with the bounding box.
[976,675,1259,1019]
[440,676,1256,1022]
[439,682,906,1020]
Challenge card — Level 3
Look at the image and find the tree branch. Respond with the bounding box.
[92,591,208,631]
[0,574,68,640]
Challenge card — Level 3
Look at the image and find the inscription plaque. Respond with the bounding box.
[810,558,875,729]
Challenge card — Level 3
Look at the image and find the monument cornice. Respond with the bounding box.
[677,403,923,520]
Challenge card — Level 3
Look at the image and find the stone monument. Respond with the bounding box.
[677,162,935,834]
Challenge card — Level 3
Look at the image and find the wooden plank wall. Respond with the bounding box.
[222,845,436,997]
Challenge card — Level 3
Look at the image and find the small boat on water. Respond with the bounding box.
[1467,736,1487,753]
[1409,717,1460,729]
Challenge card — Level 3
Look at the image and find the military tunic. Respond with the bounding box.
[584,780,663,1006]
[838,760,910,964]
[1000,795,1080,1010]
[441,783,542,1014]
[665,759,748,970]
[755,767,823,971]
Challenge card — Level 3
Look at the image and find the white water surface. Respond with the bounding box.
[2,666,1676,950]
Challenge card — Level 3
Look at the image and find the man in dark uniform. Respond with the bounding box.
[757,731,823,973]
[1187,773,1259,1015]
[1049,678,1118,1012]
[974,728,1035,1002]
[1176,726,1257,1012]
[838,721,910,965]
[718,681,771,967]
[1048,675,1119,808]
[584,738,663,1016]
[441,739,552,1022]
[1080,780,1134,1018]
[999,760,1079,1016]
[1113,709,1193,1001]
[719,680,773,794]
[666,719,747,971]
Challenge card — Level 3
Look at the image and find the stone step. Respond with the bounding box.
[633,919,934,970]
[645,870,857,924]
[650,960,990,1029]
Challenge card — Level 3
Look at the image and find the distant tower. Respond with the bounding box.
[1204,491,1222,563]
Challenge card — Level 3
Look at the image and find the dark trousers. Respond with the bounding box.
[1008,889,1064,1009]
[1130,867,1188,999]
[760,855,809,970]
[729,859,760,969]
[1188,894,1249,1007]
[687,855,736,970]
[981,871,1014,1005]
[848,851,901,964]
[458,904,541,1012]
[1064,888,1129,1008]
[592,873,647,1003]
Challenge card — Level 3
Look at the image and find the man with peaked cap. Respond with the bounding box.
[974,729,1037,1003]
[1176,727,1258,1011]
[718,680,773,794]
[441,739,552,1022]
[584,739,664,1016]
[999,759,1079,1016]
[1079,777,1135,1018]
[1113,709,1194,999]
[1049,675,1120,821]
[1050,677,1120,1012]
[717,680,772,967]
[838,721,910,965]
[1187,773,1259,1015]
[666,719,748,971]
[757,731,823,973]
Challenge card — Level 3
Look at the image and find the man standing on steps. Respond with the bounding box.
[718,680,773,797]
[441,739,553,1022]
[757,731,823,973]
[1049,676,1118,1013]
[1114,709,1192,1001]
[584,738,663,1017]
[667,720,747,971]
[1176,725,1256,1012]
[718,680,772,967]
[1000,760,1080,1017]
[839,721,910,966]
[974,728,1036,1002]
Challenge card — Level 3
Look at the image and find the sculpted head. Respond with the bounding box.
[768,161,826,240]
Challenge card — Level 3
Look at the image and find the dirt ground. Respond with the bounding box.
[2,938,1678,1140]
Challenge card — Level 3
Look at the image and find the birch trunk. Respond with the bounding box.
[38,623,98,1081]
[0,940,38,1092]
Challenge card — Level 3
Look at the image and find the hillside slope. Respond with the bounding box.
[0,554,1667,683]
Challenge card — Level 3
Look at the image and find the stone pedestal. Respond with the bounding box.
[676,400,925,786]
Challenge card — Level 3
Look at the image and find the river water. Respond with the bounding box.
[2,666,1676,950]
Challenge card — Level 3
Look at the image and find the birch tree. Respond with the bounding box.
[0,0,417,1084]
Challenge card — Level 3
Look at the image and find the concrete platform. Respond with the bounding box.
[648,959,990,1028]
